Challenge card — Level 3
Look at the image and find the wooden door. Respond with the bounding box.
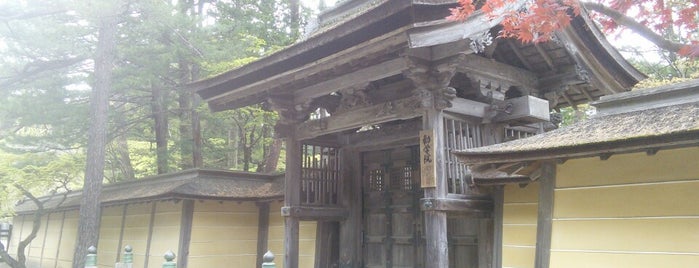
[362,147,424,268]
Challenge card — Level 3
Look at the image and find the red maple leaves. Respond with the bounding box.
[448,0,699,58]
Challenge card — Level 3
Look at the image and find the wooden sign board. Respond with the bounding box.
[420,129,436,188]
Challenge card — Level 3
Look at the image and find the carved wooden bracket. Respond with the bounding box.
[335,82,372,114]
[403,55,462,110]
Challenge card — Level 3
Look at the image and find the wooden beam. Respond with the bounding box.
[534,43,556,72]
[534,162,555,268]
[296,96,425,140]
[420,198,494,212]
[293,58,407,103]
[445,98,488,118]
[346,119,421,150]
[506,40,535,70]
[458,54,540,91]
[207,27,408,103]
[580,87,595,102]
[281,206,349,221]
[177,200,194,268]
[407,0,527,48]
[256,202,271,268]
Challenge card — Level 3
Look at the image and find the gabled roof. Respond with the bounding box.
[454,80,699,165]
[14,169,284,214]
[190,1,644,111]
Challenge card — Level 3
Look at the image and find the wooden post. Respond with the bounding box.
[162,251,176,268]
[262,250,276,268]
[423,108,450,268]
[256,202,271,268]
[405,56,460,268]
[177,200,194,268]
[284,135,302,268]
[338,147,361,268]
[535,162,555,268]
[84,246,97,268]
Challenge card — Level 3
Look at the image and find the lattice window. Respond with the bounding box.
[390,166,414,191]
[368,169,384,192]
[444,117,484,194]
[301,144,340,206]
[504,127,536,141]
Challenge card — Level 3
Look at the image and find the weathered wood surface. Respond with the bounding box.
[362,147,424,268]
[284,136,302,268]
[407,0,527,48]
[534,162,555,268]
[256,202,270,268]
[420,198,493,212]
[177,200,194,268]
[296,96,425,140]
[280,206,348,220]
[338,148,362,268]
[293,58,407,102]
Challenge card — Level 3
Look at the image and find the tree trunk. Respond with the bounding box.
[152,82,169,174]
[114,101,135,181]
[263,138,283,173]
[73,6,118,267]
[290,0,300,40]
[191,64,203,168]
[115,135,135,180]
[178,89,193,169]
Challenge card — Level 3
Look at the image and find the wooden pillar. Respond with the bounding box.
[177,200,194,268]
[256,202,271,268]
[535,162,555,268]
[284,136,302,268]
[405,55,461,268]
[422,108,449,268]
[338,147,361,268]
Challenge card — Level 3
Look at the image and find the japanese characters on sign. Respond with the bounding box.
[419,129,436,188]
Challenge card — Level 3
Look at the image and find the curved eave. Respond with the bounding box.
[558,7,646,94]
[190,0,413,110]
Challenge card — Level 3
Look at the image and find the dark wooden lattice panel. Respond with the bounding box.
[390,166,415,191]
[504,127,536,141]
[444,116,485,194]
[368,168,384,192]
[301,144,340,206]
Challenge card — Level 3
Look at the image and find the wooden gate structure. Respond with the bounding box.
[191,1,643,267]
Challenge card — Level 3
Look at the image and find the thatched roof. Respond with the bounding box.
[454,102,699,165]
[14,169,284,214]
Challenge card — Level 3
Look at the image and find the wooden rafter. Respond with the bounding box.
[506,40,535,71]
[534,43,556,72]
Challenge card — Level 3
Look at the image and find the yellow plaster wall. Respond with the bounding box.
[41,212,66,267]
[97,205,126,267]
[502,182,539,268]
[120,203,153,268]
[145,201,181,267]
[188,200,261,267]
[551,147,699,268]
[57,210,79,268]
[268,201,317,268]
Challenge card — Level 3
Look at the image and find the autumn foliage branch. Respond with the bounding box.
[448,0,699,58]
